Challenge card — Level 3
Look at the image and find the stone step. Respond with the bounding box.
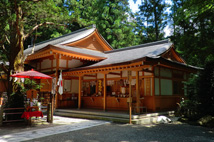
[133,111,175,119]
[54,111,129,123]
[55,109,133,119]
[54,109,175,125]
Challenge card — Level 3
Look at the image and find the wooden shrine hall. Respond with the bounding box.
[24,25,199,113]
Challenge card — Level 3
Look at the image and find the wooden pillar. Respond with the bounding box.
[152,67,156,112]
[49,92,53,123]
[128,71,132,124]
[55,54,59,108]
[78,76,82,109]
[136,71,140,113]
[142,71,144,96]
[103,74,107,111]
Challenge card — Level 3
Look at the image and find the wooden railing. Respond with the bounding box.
[2,107,25,123]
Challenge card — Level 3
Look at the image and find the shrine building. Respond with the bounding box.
[24,25,199,113]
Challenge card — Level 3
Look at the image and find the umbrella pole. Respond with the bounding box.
[31,79,33,104]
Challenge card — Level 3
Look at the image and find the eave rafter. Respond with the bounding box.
[63,55,197,77]
[84,74,97,78]
[161,47,185,64]
[143,58,198,73]
[63,61,150,77]
[25,49,53,61]
[51,48,105,61]
[25,46,106,62]
[108,72,122,76]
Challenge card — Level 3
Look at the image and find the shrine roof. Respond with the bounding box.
[66,39,201,72]
[24,25,97,55]
[53,45,106,58]
[85,39,173,67]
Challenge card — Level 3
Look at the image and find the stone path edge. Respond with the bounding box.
[0,120,110,142]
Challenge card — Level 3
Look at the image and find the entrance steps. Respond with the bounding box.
[54,109,175,125]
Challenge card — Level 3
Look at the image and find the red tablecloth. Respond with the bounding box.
[21,111,43,120]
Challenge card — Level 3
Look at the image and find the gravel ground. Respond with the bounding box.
[0,116,62,136]
[24,122,214,142]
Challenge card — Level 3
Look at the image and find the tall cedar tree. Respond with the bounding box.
[0,0,71,99]
[66,0,138,49]
[137,0,169,43]
[171,0,214,66]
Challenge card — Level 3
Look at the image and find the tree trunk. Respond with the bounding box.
[7,36,24,100]
[7,1,25,101]
[154,4,159,41]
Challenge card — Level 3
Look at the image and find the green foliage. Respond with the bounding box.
[24,26,71,48]
[96,0,139,48]
[7,78,43,108]
[179,99,199,120]
[170,0,214,67]
[0,0,76,99]
[136,0,169,43]
[15,78,43,94]
[179,61,214,119]
[178,74,200,119]
[197,61,214,115]
[0,0,73,68]
[7,86,25,108]
[184,74,199,101]
[64,0,139,49]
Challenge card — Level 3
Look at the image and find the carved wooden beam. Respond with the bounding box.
[84,74,97,78]
[108,72,121,76]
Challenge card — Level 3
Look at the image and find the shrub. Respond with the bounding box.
[179,61,214,120]
[179,99,200,120]
[197,61,214,116]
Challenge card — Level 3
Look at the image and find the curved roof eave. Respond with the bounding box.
[94,29,113,50]
[24,26,96,56]
[66,41,173,71]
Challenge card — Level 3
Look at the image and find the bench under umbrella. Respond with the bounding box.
[10,69,53,123]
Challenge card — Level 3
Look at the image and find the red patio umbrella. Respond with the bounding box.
[10,69,52,79]
[10,69,53,123]
[10,69,52,99]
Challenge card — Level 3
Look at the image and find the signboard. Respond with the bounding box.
[98,80,102,93]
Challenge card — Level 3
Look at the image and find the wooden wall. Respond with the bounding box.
[153,66,188,111]
[154,96,182,111]
[57,93,78,108]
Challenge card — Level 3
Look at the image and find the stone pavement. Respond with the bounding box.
[0,116,109,142]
